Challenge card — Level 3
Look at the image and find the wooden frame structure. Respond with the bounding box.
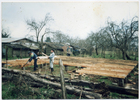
[2,56,138,86]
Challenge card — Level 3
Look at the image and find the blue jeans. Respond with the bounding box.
[34,59,38,71]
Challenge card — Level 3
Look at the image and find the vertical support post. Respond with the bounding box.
[79,74,82,80]
[42,64,43,68]
[59,59,66,99]
[5,46,8,68]
[24,67,25,70]
[40,64,43,68]
[118,78,124,87]
[12,48,13,58]
[45,63,47,76]
[70,73,74,80]
[38,69,41,74]
[20,48,22,59]
[65,65,68,72]
[124,77,128,83]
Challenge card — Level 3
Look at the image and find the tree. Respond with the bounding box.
[52,30,68,44]
[26,13,53,53]
[26,13,53,43]
[106,16,138,60]
[86,32,101,56]
[97,28,111,58]
[45,37,51,42]
[2,27,11,38]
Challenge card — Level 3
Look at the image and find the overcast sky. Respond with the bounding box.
[1,0,139,41]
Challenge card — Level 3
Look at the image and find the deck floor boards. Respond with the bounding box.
[2,56,138,79]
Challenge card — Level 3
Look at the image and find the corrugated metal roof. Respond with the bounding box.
[5,43,39,50]
[22,44,39,50]
[2,38,36,43]
[2,38,20,43]
[44,42,63,50]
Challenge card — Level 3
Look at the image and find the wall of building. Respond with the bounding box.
[45,45,64,56]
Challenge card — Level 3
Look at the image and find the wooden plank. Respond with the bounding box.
[76,70,126,79]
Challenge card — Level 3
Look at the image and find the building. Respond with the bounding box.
[43,42,65,55]
[2,38,39,59]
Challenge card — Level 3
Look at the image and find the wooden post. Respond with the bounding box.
[118,78,124,87]
[42,64,43,68]
[12,48,13,58]
[22,65,25,70]
[20,48,22,59]
[38,69,41,74]
[79,74,82,80]
[65,65,68,72]
[70,73,74,80]
[5,46,8,68]
[59,59,66,99]
[45,63,47,76]
[124,77,128,83]
[79,87,83,99]
[40,64,43,68]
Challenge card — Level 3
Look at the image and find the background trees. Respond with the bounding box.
[26,13,53,42]
[85,16,138,60]
[25,13,138,60]
[26,13,53,53]
[106,16,138,60]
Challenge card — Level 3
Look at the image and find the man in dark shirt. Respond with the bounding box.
[26,51,38,71]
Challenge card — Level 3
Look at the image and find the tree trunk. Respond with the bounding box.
[89,48,93,56]
[39,43,43,54]
[134,51,137,60]
[103,50,105,58]
[114,49,116,58]
[95,48,98,55]
[126,53,131,60]
[122,50,131,60]
[118,50,121,59]
[122,50,126,60]
[110,50,112,58]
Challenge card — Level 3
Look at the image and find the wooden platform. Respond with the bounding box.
[2,56,138,79]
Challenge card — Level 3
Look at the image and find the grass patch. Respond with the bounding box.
[2,56,29,60]
[97,78,112,85]
[2,80,87,99]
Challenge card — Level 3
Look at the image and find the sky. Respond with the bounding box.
[1,0,139,41]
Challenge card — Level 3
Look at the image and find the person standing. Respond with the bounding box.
[67,45,73,56]
[65,45,73,72]
[48,49,55,75]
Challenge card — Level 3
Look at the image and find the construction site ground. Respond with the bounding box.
[3,63,138,99]
[2,56,138,99]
